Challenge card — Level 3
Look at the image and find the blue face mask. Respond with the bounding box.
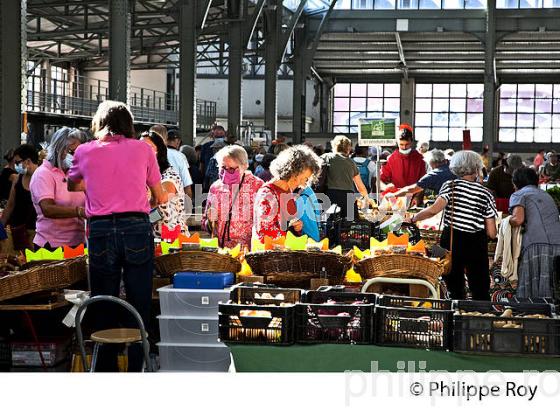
[15,163,26,175]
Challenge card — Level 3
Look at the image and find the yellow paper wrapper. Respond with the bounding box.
[285,231,308,251]
[370,237,388,250]
[345,268,362,283]
[200,238,219,248]
[25,247,64,262]
[160,239,180,255]
[239,260,253,276]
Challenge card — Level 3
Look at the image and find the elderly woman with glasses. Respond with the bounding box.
[408,150,498,300]
[202,145,264,248]
[253,145,321,242]
[29,127,86,250]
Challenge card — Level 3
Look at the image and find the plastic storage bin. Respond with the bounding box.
[295,303,374,344]
[158,285,230,316]
[158,316,220,344]
[157,343,231,372]
[219,303,294,345]
[173,271,234,289]
[375,295,453,350]
[454,300,560,356]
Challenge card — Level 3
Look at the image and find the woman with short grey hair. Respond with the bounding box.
[46,127,83,171]
[253,145,321,241]
[449,150,484,178]
[409,150,498,300]
[29,127,86,250]
[202,144,264,248]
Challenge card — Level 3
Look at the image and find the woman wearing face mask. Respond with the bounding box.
[141,131,188,238]
[0,144,40,250]
[29,127,86,251]
[202,145,264,248]
[253,145,321,242]
[406,151,498,300]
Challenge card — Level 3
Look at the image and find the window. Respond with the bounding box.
[414,83,484,142]
[498,83,560,143]
[332,83,400,133]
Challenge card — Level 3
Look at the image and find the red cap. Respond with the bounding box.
[399,123,413,133]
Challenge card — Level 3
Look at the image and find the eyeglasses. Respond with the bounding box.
[221,165,239,173]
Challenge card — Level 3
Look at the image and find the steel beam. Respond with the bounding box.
[108,0,130,103]
[264,0,281,138]
[227,0,245,136]
[179,0,197,145]
[400,77,415,130]
[243,0,266,48]
[278,0,307,63]
[0,0,26,154]
[483,0,496,159]
[292,27,306,144]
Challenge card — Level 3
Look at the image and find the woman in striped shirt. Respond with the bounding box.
[410,151,498,300]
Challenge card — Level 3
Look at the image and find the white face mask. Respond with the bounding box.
[399,148,412,155]
[63,154,73,169]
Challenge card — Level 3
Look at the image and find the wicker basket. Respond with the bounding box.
[0,257,88,303]
[244,251,352,289]
[355,252,451,283]
[154,250,241,276]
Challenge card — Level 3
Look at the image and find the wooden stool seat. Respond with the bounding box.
[90,328,145,344]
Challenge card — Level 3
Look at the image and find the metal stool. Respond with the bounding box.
[75,295,153,372]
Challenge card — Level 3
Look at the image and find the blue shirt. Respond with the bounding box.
[167,148,192,188]
[509,185,560,250]
[417,163,456,194]
[295,186,321,242]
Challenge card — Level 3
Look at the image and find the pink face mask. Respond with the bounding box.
[219,168,241,185]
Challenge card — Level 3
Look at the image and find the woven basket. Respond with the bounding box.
[155,251,241,276]
[355,252,451,282]
[0,256,88,303]
[244,251,352,289]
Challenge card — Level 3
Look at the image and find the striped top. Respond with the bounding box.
[439,179,498,233]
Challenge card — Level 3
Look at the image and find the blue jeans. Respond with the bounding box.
[88,215,154,372]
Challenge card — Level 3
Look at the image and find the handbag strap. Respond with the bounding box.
[436,180,455,252]
[449,180,455,254]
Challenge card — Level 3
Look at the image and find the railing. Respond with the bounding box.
[25,73,216,130]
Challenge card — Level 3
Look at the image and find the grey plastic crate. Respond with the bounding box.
[157,343,231,372]
[158,285,230,317]
[158,316,220,344]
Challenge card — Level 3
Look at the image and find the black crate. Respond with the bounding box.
[378,295,452,310]
[295,303,374,344]
[230,284,302,306]
[375,295,453,350]
[0,339,11,370]
[453,300,560,356]
[218,303,294,345]
[321,217,380,251]
[303,289,377,305]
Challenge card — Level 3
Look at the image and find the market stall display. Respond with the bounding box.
[155,250,241,277]
[218,284,299,345]
[244,250,351,288]
[0,256,87,302]
[453,300,560,356]
[296,289,376,344]
[374,295,453,350]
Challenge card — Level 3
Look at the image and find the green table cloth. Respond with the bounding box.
[229,344,560,372]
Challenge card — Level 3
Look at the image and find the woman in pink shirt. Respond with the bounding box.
[67,101,167,372]
[30,127,86,250]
